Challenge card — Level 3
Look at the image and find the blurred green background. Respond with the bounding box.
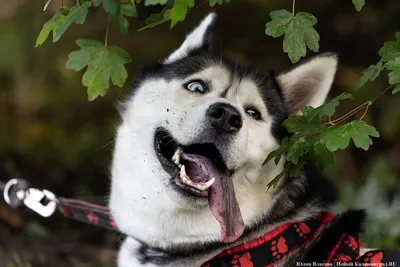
[0,0,399,266]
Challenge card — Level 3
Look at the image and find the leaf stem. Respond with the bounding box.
[326,84,393,125]
[105,14,111,48]
[359,101,372,120]
[292,0,296,16]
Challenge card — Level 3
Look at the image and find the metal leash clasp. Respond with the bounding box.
[23,188,58,217]
[3,178,58,217]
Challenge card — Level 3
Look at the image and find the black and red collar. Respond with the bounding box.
[202,212,337,267]
[202,212,399,267]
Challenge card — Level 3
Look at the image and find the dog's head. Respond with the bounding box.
[109,13,337,247]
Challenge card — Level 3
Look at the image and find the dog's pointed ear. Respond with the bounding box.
[278,53,338,114]
[164,13,216,64]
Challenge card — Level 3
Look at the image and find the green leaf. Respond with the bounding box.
[264,137,293,165]
[53,2,92,42]
[66,39,132,101]
[267,159,305,189]
[118,3,138,35]
[283,114,323,135]
[384,58,400,85]
[312,142,335,171]
[379,32,400,62]
[265,9,292,38]
[43,0,52,11]
[138,8,171,31]
[321,120,380,151]
[170,0,194,28]
[266,10,320,63]
[356,61,383,90]
[93,0,102,7]
[285,159,304,177]
[103,0,118,16]
[286,138,311,165]
[144,0,168,5]
[35,11,65,47]
[393,84,400,94]
[352,0,365,11]
[312,93,353,118]
[209,0,230,6]
[283,93,352,135]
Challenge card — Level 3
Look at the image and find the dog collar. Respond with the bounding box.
[202,212,396,267]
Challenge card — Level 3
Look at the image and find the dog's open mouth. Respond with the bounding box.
[154,128,244,243]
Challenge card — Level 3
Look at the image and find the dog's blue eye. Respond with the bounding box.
[246,108,262,120]
[186,81,207,93]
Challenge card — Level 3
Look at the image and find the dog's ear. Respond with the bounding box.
[278,53,338,114]
[164,13,216,64]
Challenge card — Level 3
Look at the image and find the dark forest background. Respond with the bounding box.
[0,0,399,266]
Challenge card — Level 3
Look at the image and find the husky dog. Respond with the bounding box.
[109,13,350,267]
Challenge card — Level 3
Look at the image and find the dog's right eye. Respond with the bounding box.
[185,81,208,94]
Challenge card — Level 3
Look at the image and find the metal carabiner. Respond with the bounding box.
[2,178,58,217]
[3,178,28,208]
[23,188,58,217]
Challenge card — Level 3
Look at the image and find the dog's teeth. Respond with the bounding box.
[202,178,215,190]
[180,165,188,183]
[172,149,182,166]
[179,164,214,192]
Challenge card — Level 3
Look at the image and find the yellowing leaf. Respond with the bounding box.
[170,0,194,28]
[352,0,365,11]
[36,11,65,47]
[53,2,92,42]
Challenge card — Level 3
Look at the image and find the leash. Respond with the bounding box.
[0,178,118,231]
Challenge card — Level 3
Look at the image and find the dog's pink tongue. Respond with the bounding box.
[208,172,244,243]
[182,153,244,243]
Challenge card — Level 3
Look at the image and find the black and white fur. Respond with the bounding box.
[109,13,350,267]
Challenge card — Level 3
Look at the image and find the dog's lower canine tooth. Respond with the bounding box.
[202,178,215,190]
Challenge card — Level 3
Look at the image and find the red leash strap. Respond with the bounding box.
[58,197,118,231]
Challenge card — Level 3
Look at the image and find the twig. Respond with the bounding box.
[359,101,372,120]
[188,0,209,15]
[326,84,393,125]
[370,84,393,103]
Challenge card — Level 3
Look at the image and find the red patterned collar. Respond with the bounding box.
[202,212,337,267]
[202,212,394,267]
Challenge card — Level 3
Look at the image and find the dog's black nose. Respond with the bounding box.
[207,103,242,133]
